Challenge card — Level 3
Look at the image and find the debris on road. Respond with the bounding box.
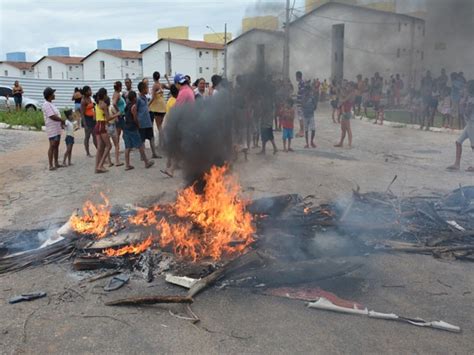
[308,297,461,333]
[9,291,47,304]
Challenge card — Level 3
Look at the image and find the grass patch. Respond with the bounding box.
[0,110,44,130]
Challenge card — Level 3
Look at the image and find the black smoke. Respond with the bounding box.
[162,90,234,191]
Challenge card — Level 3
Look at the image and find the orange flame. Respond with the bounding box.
[70,193,110,239]
[103,236,153,257]
[129,205,160,226]
[155,165,255,261]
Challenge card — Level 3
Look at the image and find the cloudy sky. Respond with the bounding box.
[0,0,306,62]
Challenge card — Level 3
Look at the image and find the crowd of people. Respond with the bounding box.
[37,66,473,174]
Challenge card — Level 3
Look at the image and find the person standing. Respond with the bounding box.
[174,74,195,105]
[295,71,305,137]
[137,81,159,159]
[42,87,63,171]
[12,80,23,111]
[80,86,97,157]
[302,84,317,149]
[148,72,169,148]
[123,78,133,101]
[112,81,126,145]
[94,88,113,173]
[123,90,154,171]
[334,83,355,148]
[194,78,208,99]
[72,87,82,124]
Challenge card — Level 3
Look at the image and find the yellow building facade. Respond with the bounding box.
[157,26,189,40]
[242,16,279,32]
[203,33,233,44]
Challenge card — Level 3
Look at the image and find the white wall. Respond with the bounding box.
[83,52,124,80]
[121,58,143,80]
[289,5,424,87]
[65,64,84,80]
[228,31,284,81]
[0,64,34,78]
[142,42,224,83]
[34,58,68,80]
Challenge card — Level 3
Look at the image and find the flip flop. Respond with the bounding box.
[125,166,135,171]
[9,291,47,304]
[116,163,124,167]
[49,167,57,171]
[104,274,129,292]
[160,169,173,177]
[95,169,108,174]
[466,167,474,172]
[145,161,155,169]
[446,166,460,171]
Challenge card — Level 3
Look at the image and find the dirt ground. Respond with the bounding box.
[1,104,473,354]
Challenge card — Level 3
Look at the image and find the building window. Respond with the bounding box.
[100,60,105,79]
[126,73,129,79]
[125,60,129,66]
[199,51,202,57]
[4,70,7,76]
[131,60,135,64]
[47,66,52,79]
[206,67,209,70]
[335,53,338,62]
[69,66,72,70]
[422,26,425,36]
[206,51,209,54]
[396,48,400,58]
[421,51,424,60]
[398,22,401,32]
[199,67,203,74]
[22,70,26,75]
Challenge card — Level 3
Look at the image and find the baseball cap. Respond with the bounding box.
[174,73,187,84]
[43,87,56,99]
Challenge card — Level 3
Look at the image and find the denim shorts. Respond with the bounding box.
[65,136,74,145]
[282,128,294,140]
[123,130,143,149]
[49,135,60,142]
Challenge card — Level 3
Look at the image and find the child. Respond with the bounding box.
[62,109,76,166]
[335,84,354,148]
[258,96,278,155]
[302,86,317,148]
[280,98,295,152]
[124,90,154,170]
[439,87,452,128]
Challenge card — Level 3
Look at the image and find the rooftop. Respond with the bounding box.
[0,61,35,70]
[81,49,142,62]
[32,56,84,67]
[141,38,224,53]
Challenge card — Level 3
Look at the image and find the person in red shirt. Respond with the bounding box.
[280,98,295,152]
[174,74,195,106]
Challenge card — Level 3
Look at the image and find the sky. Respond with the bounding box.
[0,0,305,62]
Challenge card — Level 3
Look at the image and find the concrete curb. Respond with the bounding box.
[355,115,461,135]
[0,122,44,132]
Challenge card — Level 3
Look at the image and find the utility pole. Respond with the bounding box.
[283,0,290,81]
[224,23,228,78]
[165,38,172,76]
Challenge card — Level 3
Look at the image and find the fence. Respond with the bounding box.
[0,76,170,109]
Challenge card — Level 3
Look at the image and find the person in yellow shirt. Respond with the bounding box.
[161,84,180,178]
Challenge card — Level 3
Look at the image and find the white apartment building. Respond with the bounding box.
[0,61,35,78]
[32,56,84,80]
[141,39,224,83]
[81,49,143,81]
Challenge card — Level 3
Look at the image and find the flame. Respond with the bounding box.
[156,165,255,261]
[103,236,153,257]
[129,205,160,226]
[70,193,110,239]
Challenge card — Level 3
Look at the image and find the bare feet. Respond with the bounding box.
[95,168,108,174]
[125,165,135,171]
[334,144,343,148]
[288,148,294,152]
[304,145,309,149]
[311,143,317,148]
[49,166,56,171]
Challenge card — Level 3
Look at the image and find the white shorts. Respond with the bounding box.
[303,115,315,131]
[456,122,474,147]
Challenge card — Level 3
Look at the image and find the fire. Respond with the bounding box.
[103,236,153,257]
[70,193,110,239]
[129,205,160,226]
[156,165,255,261]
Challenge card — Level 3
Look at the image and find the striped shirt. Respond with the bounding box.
[42,101,62,138]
